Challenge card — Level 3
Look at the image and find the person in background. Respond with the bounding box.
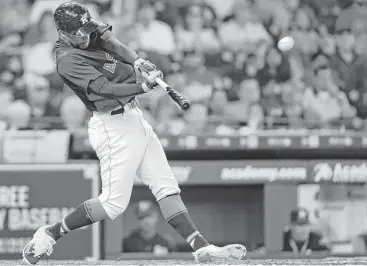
[24,73,60,118]
[208,89,238,135]
[179,50,222,104]
[335,0,367,34]
[288,4,319,56]
[352,230,367,254]
[122,200,177,255]
[135,2,176,56]
[303,52,356,129]
[218,0,271,53]
[0,85,14,121]
[329,26,356,90]
[256,46,291,88]
[226,78,264,131]
[175,4,220,54]
[23,11,58,76]
[60,95,87,133]
[283,208,331,254]
[4,100,32,130]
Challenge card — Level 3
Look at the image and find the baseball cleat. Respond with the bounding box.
[193,244,247,263]
[22,226,56,265]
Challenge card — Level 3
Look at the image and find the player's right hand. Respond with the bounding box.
[141,70,163,92]
[134,58,157,75]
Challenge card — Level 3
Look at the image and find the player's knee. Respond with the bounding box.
[153,186,181,202]
[99,195,129,220]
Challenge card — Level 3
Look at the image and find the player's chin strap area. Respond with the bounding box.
[58,18,101,49]
[58,31,90,49]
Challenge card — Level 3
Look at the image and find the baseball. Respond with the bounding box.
[277,36,295,52]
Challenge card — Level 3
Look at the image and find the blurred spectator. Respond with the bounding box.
[208,89,238,135]
[158,101,211,135]
[4,100,32,130]
[208,89,229,118]
[255,46,292,128]
[24,11,57,45]
[23,11,57,76]
[335,0,367,34]
[175,4,220,54]
[226,78,264,130]
[60,95,87,133]
[178,50,222,104]
[151,0,183,29]
[257,46,291,88]
[352,230,367,253]
[24,74,60,118]
[122,201,176,254]
[318,24,336,56]
[303,53,356,129]
[180,102,211,134]
[283,208,331,254]
[218,0,271,53]
[260,80,286,128]
[329,27,356,90]
[204,0,237,19]
[0,85,14,121]
[135,2,176,56]
[289,8,319,56]
[282,81,304,128]
[0,0,29,38]
[346,51,367,122]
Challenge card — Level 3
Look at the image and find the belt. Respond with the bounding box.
[94,99,138,116]
[110,99,138,115]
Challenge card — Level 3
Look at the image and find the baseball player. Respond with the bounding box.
[22,2,246,264]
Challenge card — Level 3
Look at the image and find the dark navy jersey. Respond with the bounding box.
[54,24,136,112]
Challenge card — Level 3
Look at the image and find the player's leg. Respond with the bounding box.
[136,118,246,262]
[23,114,146,264]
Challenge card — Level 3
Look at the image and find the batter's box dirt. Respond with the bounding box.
[3,258,367,266]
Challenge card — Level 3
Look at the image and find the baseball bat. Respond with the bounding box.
[141,72,191,111]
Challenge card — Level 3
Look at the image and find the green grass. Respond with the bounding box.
[4,258,367,266]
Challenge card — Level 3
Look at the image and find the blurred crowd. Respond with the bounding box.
[2,0,367,135]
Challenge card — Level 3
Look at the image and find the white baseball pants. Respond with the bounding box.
[88,105,180,220]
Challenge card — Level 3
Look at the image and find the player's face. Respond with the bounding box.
[61,28,91,49]
[60,19,99,49]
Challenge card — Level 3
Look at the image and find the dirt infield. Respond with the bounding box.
[4,258,367,266]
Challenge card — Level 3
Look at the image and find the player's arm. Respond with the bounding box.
[57,55,159,99]
[88,73,160,99]
[99,30,158,74]
[98,30,139,64]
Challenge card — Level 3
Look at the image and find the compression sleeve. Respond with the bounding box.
[88,76,145,99]
[98,30,139,65]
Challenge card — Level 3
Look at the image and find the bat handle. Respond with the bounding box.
[155,78,170,91]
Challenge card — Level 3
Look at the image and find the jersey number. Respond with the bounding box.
[103,53,117,74]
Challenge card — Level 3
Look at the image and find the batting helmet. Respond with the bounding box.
[54,1,102,49]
